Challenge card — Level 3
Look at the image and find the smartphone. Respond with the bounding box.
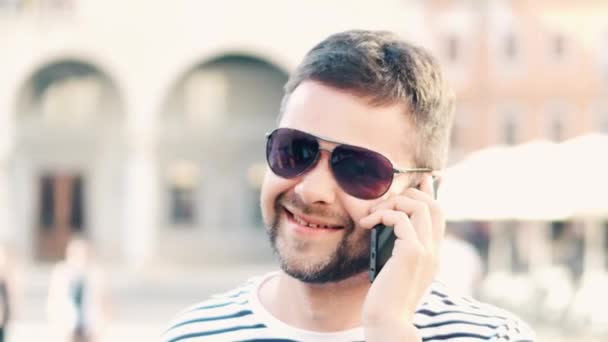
[369,176,438,282]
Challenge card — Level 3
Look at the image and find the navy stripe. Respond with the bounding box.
[430,289,483,308]
[225,290,249,298]
[168,323,266,342]
[416,319,499,330]
[168,310,254,331]
[416,308,507,320]
[422,332,492,341]
[431,290,449,298]
[188,300,248,312]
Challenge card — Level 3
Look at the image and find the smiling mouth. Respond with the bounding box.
[283,208,344,230]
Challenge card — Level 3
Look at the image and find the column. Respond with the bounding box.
[0,88,16,245]
[123,100,159,269]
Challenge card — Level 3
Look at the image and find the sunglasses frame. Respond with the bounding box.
[265,128,433,198]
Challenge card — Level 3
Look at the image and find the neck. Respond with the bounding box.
[259,270,370,332]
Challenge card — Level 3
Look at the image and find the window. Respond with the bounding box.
[167,161,200,227]
[450,105,470,151]
[500,108,520,145]
[504,33,518,61]
[549,117,564,142]
[595,108,608,134]
[170,185,196,225]
[70,176,85,231]
[552,34,565,60]
[503,118,517,145]
[39,176,55,228]
[545,104,569,142]
[446,35,459,62]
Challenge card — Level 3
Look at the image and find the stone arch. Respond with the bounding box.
[16,59,125,123]
[163,53,288,125]
[157,53,287,263]
[12,58,127,261]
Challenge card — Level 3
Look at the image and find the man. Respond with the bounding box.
[163,30,534,341]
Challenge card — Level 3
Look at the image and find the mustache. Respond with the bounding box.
[276,192,355,231]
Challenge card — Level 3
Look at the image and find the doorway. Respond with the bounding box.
[36,172,86,261]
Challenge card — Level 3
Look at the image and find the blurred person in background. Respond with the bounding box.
[0,245,17,342]
[46,236,108,342]
[163,30,534,341]
[436,229,484,297]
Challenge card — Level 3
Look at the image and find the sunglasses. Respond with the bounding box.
[265,128,432,200]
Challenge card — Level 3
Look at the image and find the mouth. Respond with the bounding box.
[283,207,345,231]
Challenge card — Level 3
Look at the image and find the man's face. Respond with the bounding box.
[260,81,418,283]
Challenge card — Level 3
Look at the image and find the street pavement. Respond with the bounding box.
[6,263,605,342]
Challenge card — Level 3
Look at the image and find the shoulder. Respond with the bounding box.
[415,282,535,341]
[162,277,266,342]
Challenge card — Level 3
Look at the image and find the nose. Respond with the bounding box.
[294,150,338,205]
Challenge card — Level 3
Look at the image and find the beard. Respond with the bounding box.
[266,193,371,284]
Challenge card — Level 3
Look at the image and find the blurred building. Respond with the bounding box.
[0,0,606,267]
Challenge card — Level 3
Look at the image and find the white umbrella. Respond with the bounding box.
[438,145,514,221]
[504,140,570,221]
[560,134,608,219]
[439,140,569,221]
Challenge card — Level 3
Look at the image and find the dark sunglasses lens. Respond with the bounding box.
[266,128,319,178]
[331,145,394,199]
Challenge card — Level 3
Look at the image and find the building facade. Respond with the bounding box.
[0,0,606,267]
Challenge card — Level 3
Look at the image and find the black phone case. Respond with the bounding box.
[369,224,395,282]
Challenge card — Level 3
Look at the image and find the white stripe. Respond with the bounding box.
[170,303,251,329]
[200,327,277,341]
[413,311,510,327]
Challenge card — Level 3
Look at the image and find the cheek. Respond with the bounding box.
[260,172,297,225]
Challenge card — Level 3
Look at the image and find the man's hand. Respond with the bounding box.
[360,175,445,341]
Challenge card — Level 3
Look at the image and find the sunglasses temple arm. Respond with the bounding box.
[393,168,433,174]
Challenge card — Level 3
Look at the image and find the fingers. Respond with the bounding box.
[360,209,421,248]
[403,175,445,245]
[364,176,439,242]
[360,174,445,256]
[362,175,445,329]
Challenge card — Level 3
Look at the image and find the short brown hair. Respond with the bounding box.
[281,30,455,169]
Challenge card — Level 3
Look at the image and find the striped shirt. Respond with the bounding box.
[163,272,534,342]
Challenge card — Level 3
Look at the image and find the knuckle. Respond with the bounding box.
[396,211,409,221]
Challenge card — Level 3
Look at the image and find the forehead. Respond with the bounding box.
[279,81,417,166]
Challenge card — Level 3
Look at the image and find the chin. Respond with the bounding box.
[273,238,370,284]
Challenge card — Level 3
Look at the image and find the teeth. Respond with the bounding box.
[293,214,335,229]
